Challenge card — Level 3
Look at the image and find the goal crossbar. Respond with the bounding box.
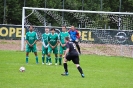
[23,7,133,15]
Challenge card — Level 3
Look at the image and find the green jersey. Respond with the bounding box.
[59,32,69,44]
[25,31,38,45]
[48,33,58,46]
[42,33,49,45]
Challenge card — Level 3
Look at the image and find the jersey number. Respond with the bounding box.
[73,43,76,49]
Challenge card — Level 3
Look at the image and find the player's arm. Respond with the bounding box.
[63,43,70,58]
[58,33,63,46]
[47,35,54,48]
[64,48,69,57]
[62,33,70,47]
[54,41,59,48]
[31,33,38,46]
[25,33,31,46]
[42,36,47,48]
[25,40,31,46]
[48,42,53,48]
[31,40,37,46]
[76,30,80,39]
[75,30,80,42]
[53,35,59,48]
[42,41,48,48]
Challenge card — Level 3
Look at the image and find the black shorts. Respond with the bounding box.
[66,55,79,64]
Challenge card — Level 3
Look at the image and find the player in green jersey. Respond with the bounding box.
[25,25,38,64]
[58,26,70,65]
[42,27,49,65]
[47,28,59,65]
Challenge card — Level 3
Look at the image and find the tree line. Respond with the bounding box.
[0,0,133,29]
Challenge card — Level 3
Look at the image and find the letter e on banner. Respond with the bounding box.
[82,31,87,40]
[16,28,22,37]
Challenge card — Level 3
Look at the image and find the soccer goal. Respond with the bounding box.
[21,7,133,57]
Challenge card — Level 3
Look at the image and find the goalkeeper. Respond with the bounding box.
[68,26,81,54]
[41,27,49,65]
[58,26,70,65]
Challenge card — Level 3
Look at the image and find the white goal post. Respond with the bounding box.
[21,7,133,53]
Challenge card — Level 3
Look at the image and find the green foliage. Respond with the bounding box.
[0,0,133,28]
[0,50,133,88]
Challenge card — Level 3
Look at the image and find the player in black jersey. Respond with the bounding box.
[61,37,85,78]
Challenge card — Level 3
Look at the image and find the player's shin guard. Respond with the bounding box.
[64,63,68,73]
[55,57,58,64]
[42,56,45,63]
[26,56,28,63]
[59,57,62,65]
[36,56,38,64]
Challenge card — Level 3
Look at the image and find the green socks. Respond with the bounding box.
[59,57,62,65]
[26,56,28,63]
[42,56,45,63]
[36,56,38,64]
[26,56,38,64]
[55,57,58,63]
[46,56,48,63]
[48,57,52,63]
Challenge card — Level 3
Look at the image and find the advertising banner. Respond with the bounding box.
[0,25,133,45]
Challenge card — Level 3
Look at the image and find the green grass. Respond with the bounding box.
[0,50,133,88]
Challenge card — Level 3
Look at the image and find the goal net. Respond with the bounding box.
[21,7,133,58]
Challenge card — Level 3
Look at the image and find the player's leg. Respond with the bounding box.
[61,56,69,76]
[42,47,48,64]
[42,46,45,64]
[72,56,85,78]
[59,54,62,65]
[26,52,29,63]
[74,41,81,54]
[34,52,38,64]
[54,54,58,65]
[25,45,30,63]
[45,48,49,65]
[47,53,52,65]
[42,54,45,64]
[59,46,64,65]
[33,45,38,64]
[48,46,52,65]
[76,64,84,78]
[53,46,58,65]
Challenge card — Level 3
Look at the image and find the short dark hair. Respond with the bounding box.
[51,28,55,31]
[65,37,70,41]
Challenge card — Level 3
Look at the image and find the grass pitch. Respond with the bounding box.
[0,50,133,88]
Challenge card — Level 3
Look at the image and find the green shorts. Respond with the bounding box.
[59,45,66,54]
[42,46,48,55]
[48,46,58,54]
[26,44,37,52]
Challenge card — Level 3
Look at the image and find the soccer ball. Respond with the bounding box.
[19,66,25,72]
